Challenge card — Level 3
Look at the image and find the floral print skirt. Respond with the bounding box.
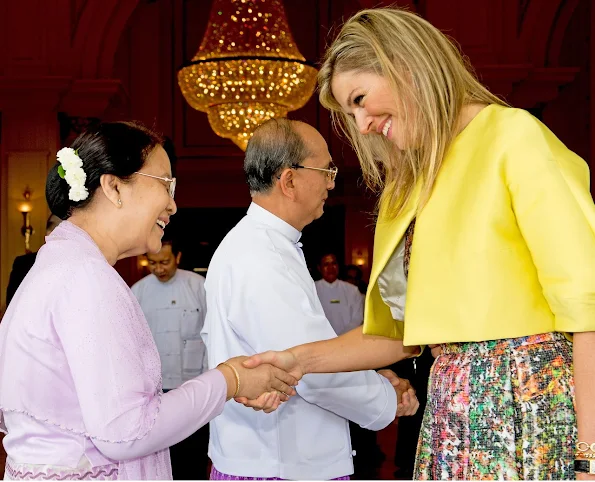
[414,332,576,480]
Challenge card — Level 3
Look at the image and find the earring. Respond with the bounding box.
[117,199,122,206]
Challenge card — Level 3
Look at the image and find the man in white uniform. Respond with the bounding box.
[315,253,364,336]
[131,238,209,480]
[202,119,415,480]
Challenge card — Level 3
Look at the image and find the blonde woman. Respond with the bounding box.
[240,7,595,480]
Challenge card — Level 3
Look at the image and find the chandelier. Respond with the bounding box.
[177,0,318,151]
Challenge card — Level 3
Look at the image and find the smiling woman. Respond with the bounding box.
[0,121,299,481]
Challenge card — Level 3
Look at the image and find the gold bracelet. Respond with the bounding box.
[576,453,595,459]
[577,442,595,453]
[220,362,240,398]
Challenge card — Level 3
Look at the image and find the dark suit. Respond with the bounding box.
[6,252,37,307]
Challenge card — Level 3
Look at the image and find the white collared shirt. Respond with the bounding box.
[132,269,207,389]
[315,278,364,335]
[202,203,397,480]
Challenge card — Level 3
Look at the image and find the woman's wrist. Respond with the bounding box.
[216,362,240,400]
[288,345,310,376]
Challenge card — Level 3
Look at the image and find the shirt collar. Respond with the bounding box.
[247,202,302,244]
[319,278,338,288]
[152,269,179,285]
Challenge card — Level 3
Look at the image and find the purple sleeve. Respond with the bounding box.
[93,369,227,460]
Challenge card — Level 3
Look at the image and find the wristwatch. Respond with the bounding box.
[575,459,595,474]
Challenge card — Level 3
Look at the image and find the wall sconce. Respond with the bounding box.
[17,187,34,253]
[351,248,369,269]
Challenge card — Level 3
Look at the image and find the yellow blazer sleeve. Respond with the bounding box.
[505,113,595,334]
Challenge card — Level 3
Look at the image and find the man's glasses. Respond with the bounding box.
[135,172,176,199]
[290,162,338,182]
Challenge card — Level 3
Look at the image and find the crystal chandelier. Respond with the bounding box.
[178,0,318,151]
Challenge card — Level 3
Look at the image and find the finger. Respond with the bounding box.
[251,393,272,411]
[378,370,399,385]
[242,392,271,410]
[400,380,412,391]
[242,354,263,368]
[256,395,273,412]
[262,392,278,410]
[272,367,298,390]
[270,379,294,397]
[385,374,401,387]
[405,395,419,416]
[263,393,281,413]
[270,374,296,396]
[234,397,248,404]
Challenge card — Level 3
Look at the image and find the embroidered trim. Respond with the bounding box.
[6,460,118,481]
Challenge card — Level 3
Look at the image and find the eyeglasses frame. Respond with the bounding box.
[290,162,338,182]
[134,172,176,198]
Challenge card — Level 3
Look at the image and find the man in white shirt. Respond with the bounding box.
[315,253,364,336]
[202,119,415,480]
[131,238,209,480]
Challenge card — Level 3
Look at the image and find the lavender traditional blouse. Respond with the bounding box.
[0,222,227,480]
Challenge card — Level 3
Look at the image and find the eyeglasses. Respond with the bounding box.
[135,172,176,199]
[291,162,338,182]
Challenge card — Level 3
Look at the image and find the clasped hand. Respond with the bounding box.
[231,351,420,418]
[376,369,420,418]
[232,350,302,413]
[219,355,299,413]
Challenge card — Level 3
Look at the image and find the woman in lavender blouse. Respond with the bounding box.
[0,122,297,480]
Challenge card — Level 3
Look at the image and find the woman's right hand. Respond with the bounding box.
[227,351,304,413]
[217,356,299,402]
[241,349,304,380]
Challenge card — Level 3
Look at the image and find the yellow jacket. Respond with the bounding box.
[363,105,595,345]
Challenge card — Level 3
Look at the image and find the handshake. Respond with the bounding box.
[218,351,420,419]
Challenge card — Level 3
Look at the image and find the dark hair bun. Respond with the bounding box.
[46,121,163,220]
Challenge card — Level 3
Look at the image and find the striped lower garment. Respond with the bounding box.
[210,467,350,480]
[414,332,576,480]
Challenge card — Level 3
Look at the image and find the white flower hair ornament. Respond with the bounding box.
[56,147,89,202]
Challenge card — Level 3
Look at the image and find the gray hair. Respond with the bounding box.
[244,118,310,195]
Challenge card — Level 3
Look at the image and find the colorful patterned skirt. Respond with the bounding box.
[210,466,350,480]
[414,332,576,480]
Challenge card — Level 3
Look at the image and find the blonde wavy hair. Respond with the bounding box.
[319,7,507,218]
